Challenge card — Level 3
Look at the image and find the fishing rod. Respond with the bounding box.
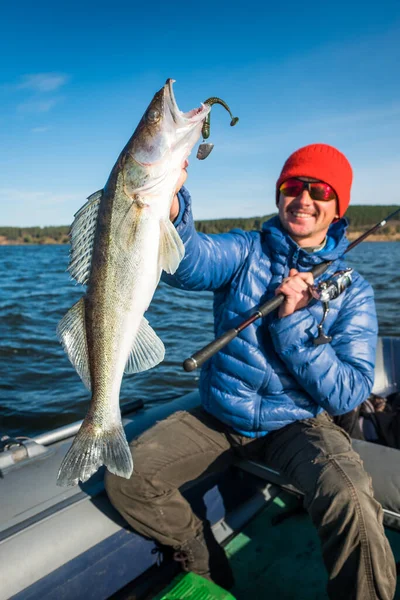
[182,207,400,372]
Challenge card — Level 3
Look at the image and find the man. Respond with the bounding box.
[105,144,396,599]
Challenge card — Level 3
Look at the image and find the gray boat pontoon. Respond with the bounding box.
[1,337,400,600]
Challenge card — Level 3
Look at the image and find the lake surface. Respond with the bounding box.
[0,242,399,437]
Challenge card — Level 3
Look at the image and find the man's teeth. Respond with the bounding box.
[291,211,314,218]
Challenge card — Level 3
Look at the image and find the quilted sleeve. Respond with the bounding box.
[268,273,378,415]
[162,187,251,291]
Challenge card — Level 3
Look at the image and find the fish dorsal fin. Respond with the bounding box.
[158,218,185,274]
[124,316,165,374]
[69,190,103,285]
[57,298,91,390]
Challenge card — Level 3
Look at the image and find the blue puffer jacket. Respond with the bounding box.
[163,187,378,437]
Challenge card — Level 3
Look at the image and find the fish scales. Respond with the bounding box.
[57,80,210,486]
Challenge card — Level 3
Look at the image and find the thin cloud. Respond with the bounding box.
[214,101,400,158]
[303,104,400,129]
[16,73,69,93]
[2,72,69,116]
[17,99,58,113]
[0,189,49,202]
[0,188,80,207]
[31,126,50,133]
[0,188,83,226]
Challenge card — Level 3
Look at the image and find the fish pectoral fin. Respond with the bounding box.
[57,298,91,390]
[124,316,165,374]
[158,218,185,274]
[69,189,103,285]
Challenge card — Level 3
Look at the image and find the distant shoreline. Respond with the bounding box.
[0,236,68,246]
[1,206,399,245]
[0,204,400,246]
[0,231,399,246]
[347,231,400,242]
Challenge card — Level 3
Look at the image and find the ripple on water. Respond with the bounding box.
[0,242,399,437]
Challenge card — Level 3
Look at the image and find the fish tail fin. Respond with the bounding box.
[56,416,133,487]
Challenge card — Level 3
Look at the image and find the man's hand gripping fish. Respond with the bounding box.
[57,80,210,486]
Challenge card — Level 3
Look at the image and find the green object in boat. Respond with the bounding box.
[153,572,236,599]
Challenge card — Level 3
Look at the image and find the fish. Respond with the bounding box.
[56,79,210,486]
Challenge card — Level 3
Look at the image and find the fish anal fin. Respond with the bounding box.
[124,316,165,374]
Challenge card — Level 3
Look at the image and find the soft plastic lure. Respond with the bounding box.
[197,97,239,160]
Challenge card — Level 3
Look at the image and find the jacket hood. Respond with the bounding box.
[261,215,349,269]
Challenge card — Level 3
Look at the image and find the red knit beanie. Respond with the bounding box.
[276,143,353,218]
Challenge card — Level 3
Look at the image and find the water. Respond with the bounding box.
[0,242,399,437]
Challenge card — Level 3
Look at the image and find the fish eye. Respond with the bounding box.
[146,109,160,123]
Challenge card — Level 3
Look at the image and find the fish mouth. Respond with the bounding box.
[165,78,210,123]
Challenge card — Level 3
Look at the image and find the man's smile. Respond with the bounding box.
[288,210,316,219]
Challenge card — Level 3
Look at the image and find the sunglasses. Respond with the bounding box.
[279,178,337,202]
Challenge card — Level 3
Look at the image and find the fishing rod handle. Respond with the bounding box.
[258,294,283,316]
[183,328,238,372]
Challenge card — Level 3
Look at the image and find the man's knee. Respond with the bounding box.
[307,455,375,521]
[104,434,162,510]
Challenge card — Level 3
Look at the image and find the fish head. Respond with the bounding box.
[128,84,169,165]
[117,80,210,198]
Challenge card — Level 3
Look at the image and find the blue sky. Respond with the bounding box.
[1,1,400,226]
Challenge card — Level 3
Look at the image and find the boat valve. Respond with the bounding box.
[310,268,353,346]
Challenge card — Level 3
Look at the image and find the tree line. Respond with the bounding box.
[194,205,400,234]
[0,205,399,243]
[0,225,70,243]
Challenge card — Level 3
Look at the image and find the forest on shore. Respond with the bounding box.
[0,205,399,245]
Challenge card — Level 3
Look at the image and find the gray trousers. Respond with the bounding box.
[105,407,397,600]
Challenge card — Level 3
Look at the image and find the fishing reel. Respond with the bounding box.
[310,268,353,346]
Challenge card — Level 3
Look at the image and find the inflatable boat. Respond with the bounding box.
[1,337,400,600]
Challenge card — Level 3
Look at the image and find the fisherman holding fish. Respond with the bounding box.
[105,140,397,599]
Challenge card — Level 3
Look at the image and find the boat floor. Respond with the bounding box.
[225,490,400,600]
[116,488,400,599]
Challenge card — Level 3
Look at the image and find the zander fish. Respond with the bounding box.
[57,79,210,486]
